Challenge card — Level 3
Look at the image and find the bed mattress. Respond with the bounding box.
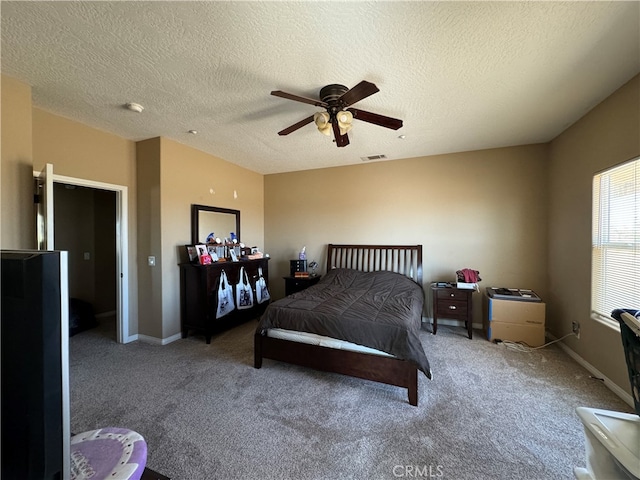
[267,328,394,357]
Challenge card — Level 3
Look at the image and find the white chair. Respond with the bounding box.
[573,407,639,479]
[574,312,640,480]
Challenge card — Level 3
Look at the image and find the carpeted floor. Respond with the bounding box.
[69,319,632,480]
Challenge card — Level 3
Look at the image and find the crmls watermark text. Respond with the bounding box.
[392,464,444,478]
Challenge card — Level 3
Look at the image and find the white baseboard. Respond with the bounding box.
[550,333,634,409]
[137,332,182,346]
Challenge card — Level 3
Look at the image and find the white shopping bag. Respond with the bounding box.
[216,270,236,318]
[256,267,270,304]
[235,266,254,310]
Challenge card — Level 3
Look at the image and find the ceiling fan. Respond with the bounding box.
[271,81,403,147]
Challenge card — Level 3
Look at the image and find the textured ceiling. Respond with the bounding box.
[2,1,639,174]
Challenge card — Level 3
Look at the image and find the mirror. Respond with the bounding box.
[191,204,240,244]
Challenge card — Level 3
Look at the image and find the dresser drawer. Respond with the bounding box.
[435,299,468,318]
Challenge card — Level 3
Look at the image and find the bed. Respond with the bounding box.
[254,244,431,406]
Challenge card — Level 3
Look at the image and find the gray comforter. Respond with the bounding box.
[256,268,432,378]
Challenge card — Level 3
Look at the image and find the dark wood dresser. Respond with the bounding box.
[179,258,270,343]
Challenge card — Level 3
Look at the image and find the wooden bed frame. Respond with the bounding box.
[254,244,424,406]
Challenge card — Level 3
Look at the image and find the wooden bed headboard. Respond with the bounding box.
[326,244,423,285]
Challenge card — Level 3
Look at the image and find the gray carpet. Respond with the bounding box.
[69,319,632,480]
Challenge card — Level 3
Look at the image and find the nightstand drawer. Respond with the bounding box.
[435,288,469,301]
[283,275,321,296]
[435,300,468,317]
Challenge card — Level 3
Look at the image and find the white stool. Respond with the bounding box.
[574,407,640,480]
[70,427,147,480]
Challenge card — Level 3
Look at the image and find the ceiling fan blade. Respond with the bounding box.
[347,108,403,130]
[338,81,379,107]
[277,115,315,136]
[271,90,327,108]
[332,121,350,147]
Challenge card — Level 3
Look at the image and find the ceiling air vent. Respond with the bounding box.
[361,154,387,162]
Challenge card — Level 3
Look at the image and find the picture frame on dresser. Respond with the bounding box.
[185,245,199,264]
[206,245,219,262]
[195,244,213,265]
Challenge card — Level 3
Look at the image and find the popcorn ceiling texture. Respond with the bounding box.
[2,1,638,174]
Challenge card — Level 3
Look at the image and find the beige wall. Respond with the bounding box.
[136,138,163,338]
[31,107,140,336]
[1,76,34,249]
[265,144,550,326]
[136,137,264,339]
[160,138,264,338]
[32,109,137,186]
[547,74,640,394]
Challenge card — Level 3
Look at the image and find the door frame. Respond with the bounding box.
[36,168,132,344]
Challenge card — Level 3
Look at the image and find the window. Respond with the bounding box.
[592,157,640,327]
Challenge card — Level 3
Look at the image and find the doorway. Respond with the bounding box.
[54,183,117,339]
[35,166,131,343]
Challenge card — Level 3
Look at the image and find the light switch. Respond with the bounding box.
[148,256,156,267]
[83,252,90,260]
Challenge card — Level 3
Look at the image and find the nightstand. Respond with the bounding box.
[283,275,321,296]
[431,285,473,339]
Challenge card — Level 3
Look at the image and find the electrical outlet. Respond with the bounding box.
[572,321,581,339]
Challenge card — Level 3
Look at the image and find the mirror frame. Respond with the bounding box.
[191,204,240,245]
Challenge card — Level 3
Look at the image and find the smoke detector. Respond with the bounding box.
[125,102,144,113]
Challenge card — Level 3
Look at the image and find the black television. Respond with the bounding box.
[1,250,70,479]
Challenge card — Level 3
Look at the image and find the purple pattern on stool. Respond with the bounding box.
[70,427,147,480]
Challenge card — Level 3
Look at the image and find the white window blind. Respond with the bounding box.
[592,157,640,323]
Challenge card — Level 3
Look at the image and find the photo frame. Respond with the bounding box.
[207,245,219,262]
[229,249,239,262]
[195,244,213,265]
[185,245,199,264]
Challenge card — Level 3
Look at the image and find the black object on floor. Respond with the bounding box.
[69,298,98,336]
[141,467,170,480]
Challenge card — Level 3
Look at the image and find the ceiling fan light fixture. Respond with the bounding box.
[272,81,403,147]
[313,112,332,136]
[318,124,332,136]
[336,110,353,135]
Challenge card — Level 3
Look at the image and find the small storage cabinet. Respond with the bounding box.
[483,292,545,347]
[179,258,270,343]
[431,285,473,339]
